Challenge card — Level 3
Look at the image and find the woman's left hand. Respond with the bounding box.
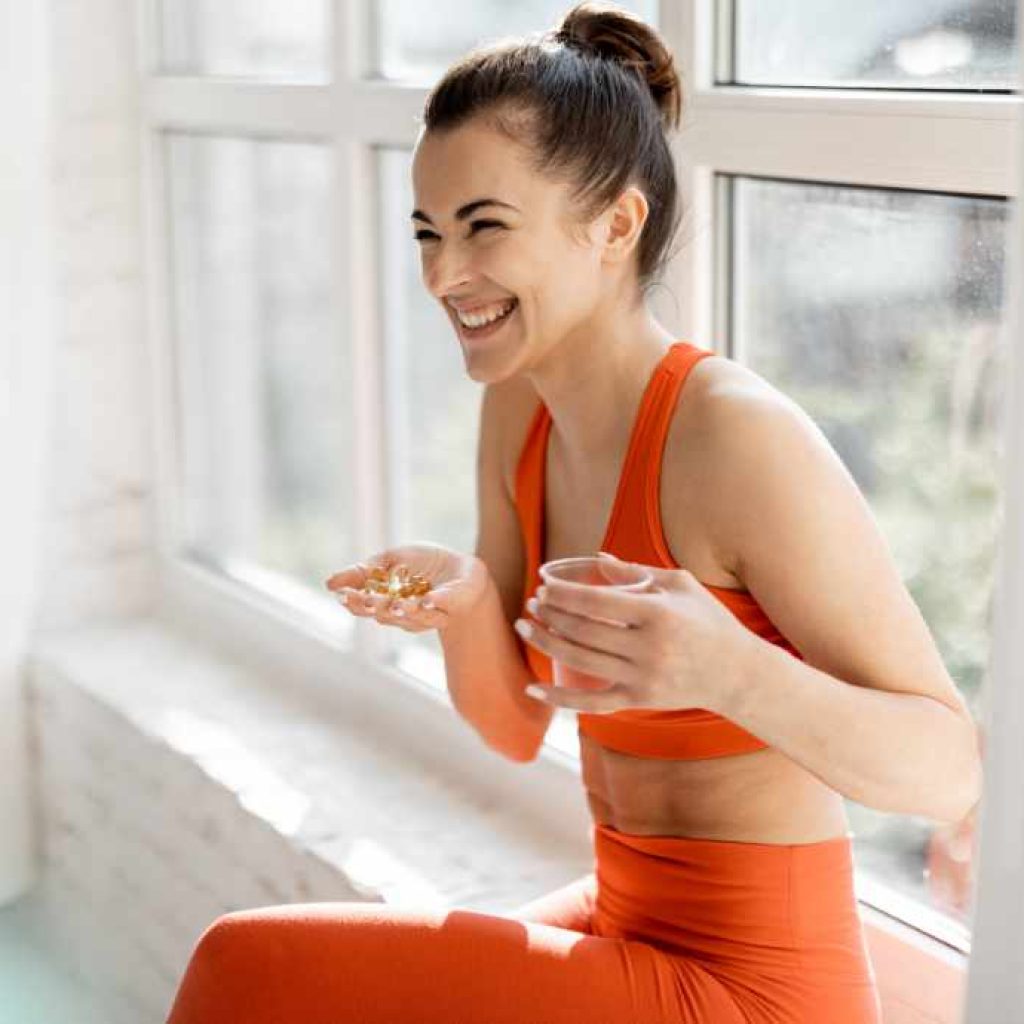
[515,553,755,714]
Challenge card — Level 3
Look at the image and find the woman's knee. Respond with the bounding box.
[185,909,261,973]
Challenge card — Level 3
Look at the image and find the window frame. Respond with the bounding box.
[135,2,1023,1016]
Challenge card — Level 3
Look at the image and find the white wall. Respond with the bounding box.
[0,0,157,907]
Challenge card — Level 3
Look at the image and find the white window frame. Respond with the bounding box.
[135,2,1023,1017]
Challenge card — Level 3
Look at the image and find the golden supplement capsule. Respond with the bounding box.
[361,564,432,600]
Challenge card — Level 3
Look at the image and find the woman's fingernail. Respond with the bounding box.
[526,597,539,614]
[514,619,532,639]
[525,684,547,700]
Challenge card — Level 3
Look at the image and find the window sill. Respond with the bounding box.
[28,613,596,913]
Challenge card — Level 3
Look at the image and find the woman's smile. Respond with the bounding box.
[456,297,520,344]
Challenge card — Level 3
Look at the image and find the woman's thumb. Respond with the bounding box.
[597,550,688,590]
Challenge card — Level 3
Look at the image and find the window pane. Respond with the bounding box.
[160,0,328,81]
[733,0,1017,90]
[731,175,1009,940]
[166,135,350,610]
[374,0,658,82]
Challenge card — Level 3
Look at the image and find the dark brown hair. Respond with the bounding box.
[418,2,686,301]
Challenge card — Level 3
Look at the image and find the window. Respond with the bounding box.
[166,135,346,603]
[697,0,1016,957]
[142,0,1019,984]
[373,0,657,81]
[732,0,1017,90]
[159,0,329,80]
[728,176,1007,945]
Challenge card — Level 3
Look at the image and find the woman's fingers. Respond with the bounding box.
[332,586,448,631]
[333,587,375,614]
[324,564,371,592]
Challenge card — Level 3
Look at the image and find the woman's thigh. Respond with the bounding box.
[165,898,747,1024]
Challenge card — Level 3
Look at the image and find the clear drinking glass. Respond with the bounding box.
[537,556,653,691]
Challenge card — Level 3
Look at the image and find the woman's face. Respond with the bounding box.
[411,114,615,376]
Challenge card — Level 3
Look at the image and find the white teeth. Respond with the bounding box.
[457,299,516,328]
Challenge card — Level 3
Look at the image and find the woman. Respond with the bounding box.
[166,4,982,1022]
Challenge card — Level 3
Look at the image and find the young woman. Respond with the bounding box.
[167,4,982,1021]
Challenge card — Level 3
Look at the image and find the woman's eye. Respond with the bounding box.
[413,221,505,243]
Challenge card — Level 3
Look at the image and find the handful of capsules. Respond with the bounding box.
[360,563,432,600]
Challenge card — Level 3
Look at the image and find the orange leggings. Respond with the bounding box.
[165,823,882,1023]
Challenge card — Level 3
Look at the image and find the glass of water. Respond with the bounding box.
[537,555,653,691]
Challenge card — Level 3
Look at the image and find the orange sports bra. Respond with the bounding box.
[513,340,805,760]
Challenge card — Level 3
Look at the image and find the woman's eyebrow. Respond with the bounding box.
[410,199,520,225]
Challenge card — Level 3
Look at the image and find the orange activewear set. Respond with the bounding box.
[166,342,882,1023]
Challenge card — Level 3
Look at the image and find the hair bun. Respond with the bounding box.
[554,1,682,131]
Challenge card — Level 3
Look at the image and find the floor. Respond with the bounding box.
[0,894,116,1024]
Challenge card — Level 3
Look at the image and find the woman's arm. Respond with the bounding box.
[720,634,982,823]
[441,566,554,762]
[704,383,983,823]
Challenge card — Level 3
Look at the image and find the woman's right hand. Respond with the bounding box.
[925,799,979,919]
[324,542,490,634]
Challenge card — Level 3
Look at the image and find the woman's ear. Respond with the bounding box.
[601,186,648,265]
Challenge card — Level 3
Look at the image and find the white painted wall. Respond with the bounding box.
[0,0,157,907]
[0,0,56,908]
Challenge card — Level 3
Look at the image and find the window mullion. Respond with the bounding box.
[688,90,1017,197]
[334,0,390,662]
[963,19,1024,1011]
[145,79,334,137]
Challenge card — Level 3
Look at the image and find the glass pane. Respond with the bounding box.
[733,0,1018,90]
[731,175,1009,940]
[166,134,350,611]
[160,0,328,81]
[374,0,659,82]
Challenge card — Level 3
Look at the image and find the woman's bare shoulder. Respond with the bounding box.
[664,351,788,587]
[687,349,776,403]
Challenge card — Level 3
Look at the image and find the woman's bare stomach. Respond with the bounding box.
[580,731,851,844]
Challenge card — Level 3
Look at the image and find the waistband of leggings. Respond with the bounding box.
[593,821,855,866]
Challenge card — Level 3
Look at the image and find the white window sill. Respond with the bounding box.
[28,613,598,914]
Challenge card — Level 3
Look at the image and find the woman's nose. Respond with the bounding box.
[424,244,474,299]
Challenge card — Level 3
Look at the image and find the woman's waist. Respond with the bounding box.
[585,796,851,845]
[581,744,851,846]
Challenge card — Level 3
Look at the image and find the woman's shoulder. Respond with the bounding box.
[662,352,790,589]
[679,351,798,442]
[684,347,771,401]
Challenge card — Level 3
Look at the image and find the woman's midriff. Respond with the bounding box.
[580,731,852,844]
